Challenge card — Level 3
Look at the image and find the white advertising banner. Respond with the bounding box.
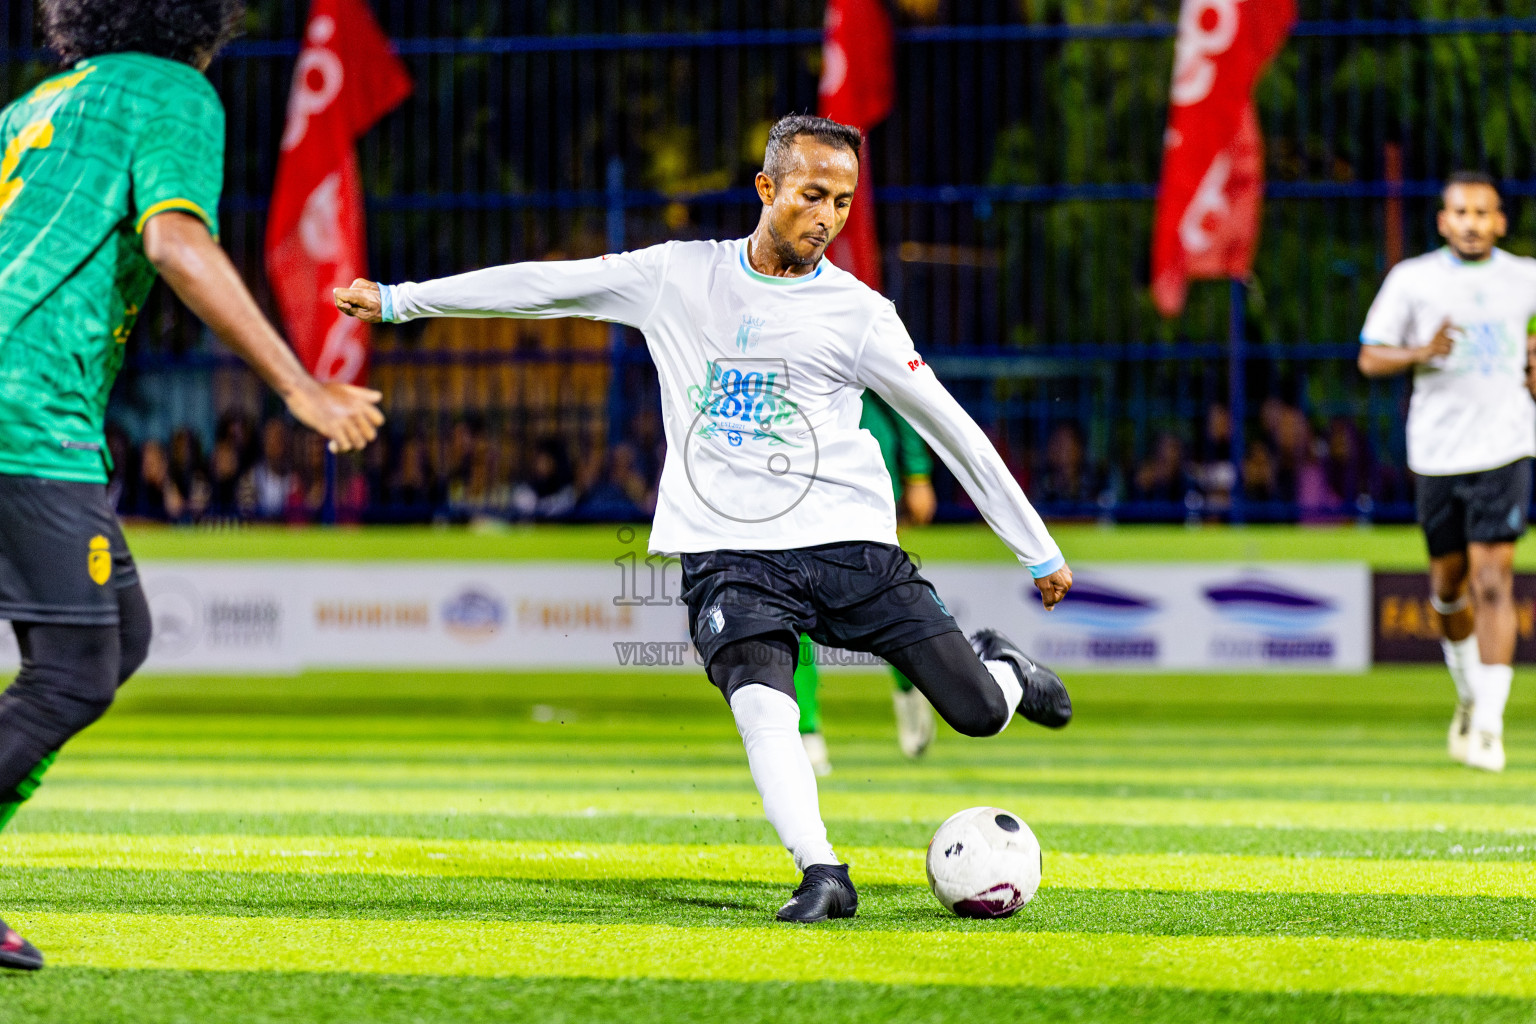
[0,560,1370,673]
[925,562,1372,672]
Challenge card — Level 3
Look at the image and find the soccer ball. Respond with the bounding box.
[925,806,1042,918]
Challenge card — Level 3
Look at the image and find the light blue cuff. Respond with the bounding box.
[380,284,397,324]
[1027,553,1066,579]
[1359,334,1392,346]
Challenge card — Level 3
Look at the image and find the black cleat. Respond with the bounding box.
[971,628,1072,728]
[0,918,42,971]
[776,863,858,923]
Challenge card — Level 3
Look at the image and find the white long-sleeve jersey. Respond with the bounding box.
[383,237,1065,577]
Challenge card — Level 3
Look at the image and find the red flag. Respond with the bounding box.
[818,0,894,291]
[265,0,411,383]
[1151,0,1295,317]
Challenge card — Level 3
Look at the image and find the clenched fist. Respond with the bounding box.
[1035,565,1073,610]
[335,279,384,323]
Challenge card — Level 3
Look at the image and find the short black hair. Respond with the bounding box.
[42,0,246,67]
[762,114,862,185]
[1443,170,1502,206]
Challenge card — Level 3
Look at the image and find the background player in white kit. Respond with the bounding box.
[335,115,1075,920]
[1359,171,1536,772]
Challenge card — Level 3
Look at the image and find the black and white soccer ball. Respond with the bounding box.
[925,806,1042,918]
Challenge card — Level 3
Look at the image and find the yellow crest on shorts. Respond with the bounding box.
[88,535,111,586]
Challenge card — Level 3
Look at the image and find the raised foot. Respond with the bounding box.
[969,628,1072,728]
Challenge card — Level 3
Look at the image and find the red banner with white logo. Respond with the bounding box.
[818,0,895,291]
[265,0,411,383]
[1151,0,1294,317]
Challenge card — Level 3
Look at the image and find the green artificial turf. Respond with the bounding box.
[8,972,1536,1024]
[119,521,1475,568]
[2,666,1535,1022]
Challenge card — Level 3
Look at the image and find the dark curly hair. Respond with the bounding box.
[42,0,245,67]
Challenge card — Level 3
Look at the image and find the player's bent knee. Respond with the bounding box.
[11,664,116,738]
[53,657,120,733]
[60,686,116,733]
[952,688,1011,738]
[11,623,123,739]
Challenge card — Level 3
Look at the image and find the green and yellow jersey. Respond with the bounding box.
[0,52,223,483]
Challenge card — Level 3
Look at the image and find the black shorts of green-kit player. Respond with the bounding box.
[680,541,1014,737]
[1415,457,1534,558]
[0,475,152,838]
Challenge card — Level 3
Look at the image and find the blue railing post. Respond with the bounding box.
[605,157,628,448]
[1228,279,1248,525]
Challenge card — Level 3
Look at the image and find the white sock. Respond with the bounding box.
[983,660,1022,735]
[1469,663,1512,736]
[729,684,838,871]
[1441,635,1479,704]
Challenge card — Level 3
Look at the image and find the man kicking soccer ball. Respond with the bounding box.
[0,0,384,969]
[796,392,940,776]
[337,114,1073,922]
[1359,171,1536,773]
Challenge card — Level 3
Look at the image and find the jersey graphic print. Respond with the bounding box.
[735,315,768,352]
[685,359,818,524]
[1453,321,1519,378]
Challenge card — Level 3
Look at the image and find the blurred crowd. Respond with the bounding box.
[107,409,667,526]
[1025,398,1402,522]
[109,398,1399,527]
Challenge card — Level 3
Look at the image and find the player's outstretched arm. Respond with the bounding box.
[144,212,384,453]
[334,249,666,327]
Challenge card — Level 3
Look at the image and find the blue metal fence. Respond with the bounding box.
[3,1,1533,524]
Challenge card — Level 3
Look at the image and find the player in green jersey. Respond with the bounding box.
[794,392,938,775]
[0,0,385,970]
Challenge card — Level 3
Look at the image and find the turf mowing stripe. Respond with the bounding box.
[43,775,1530,809]
[64,736,1487,763]
[75,716,1505,745]
[15,810,1536,862]
[45,757,1536,793]
[11,971,1536,1024]
[27,784,1536,831]
[7,868,1536,942]
[77,713,1526,746]
[7,834,1536,898]
[15,912,1536,997]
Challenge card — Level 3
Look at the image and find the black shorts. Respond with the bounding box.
[1415,457,1534,558]
[0,474,139,625]
[679,541,960,667]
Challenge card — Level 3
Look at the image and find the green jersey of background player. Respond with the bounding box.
[792,392,939,775]
[0,0,384,972]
